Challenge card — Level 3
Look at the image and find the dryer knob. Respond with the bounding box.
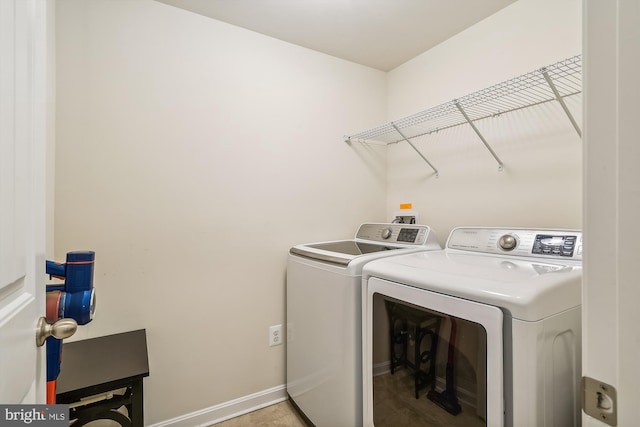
[499,234,518,251]
[381,228,392,240]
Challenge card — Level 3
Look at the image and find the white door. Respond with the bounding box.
[583,0,640,425]
[0,0,50,404]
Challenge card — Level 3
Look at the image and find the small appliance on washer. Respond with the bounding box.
[287,223,441,427]
[362,227,583,427]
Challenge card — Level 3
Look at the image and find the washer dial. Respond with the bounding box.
[381,228,392,240]
[498,234,518,251]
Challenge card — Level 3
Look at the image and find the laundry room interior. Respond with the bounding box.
[35,0,637,425]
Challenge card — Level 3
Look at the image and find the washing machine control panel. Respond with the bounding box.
[356,223,434,246]
[447,227,583,261]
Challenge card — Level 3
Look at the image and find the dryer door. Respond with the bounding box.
[364,277,504,427]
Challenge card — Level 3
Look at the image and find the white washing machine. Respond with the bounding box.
[362,227,583,427]
[287,223,441,427]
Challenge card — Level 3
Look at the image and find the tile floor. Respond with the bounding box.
[211,400,310,427]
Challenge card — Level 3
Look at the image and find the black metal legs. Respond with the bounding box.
[385,300,441,399]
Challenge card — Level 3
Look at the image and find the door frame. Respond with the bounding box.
[583,0,640,425]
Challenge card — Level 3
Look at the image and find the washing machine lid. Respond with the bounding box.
[289,223,441,267]
[290,241,406,265]
[363,243,582,321]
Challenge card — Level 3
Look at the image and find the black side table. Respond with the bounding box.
[385,301,441,399]
[56,329,150,427]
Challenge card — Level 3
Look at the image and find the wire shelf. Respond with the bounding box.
[345,55,582,145]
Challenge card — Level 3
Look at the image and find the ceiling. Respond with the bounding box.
[155,0,517,71]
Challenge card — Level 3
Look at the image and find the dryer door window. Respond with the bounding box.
[364,278,504,427]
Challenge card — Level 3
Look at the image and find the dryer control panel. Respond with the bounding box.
[532,234,578,257]
[447,227,583,261]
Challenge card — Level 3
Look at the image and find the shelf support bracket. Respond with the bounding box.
[391,124,439,177]
[454,101,504,171]
[541,68,582,138]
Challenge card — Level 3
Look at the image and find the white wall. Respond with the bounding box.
[55,0,386,423]
[385,0,583,239]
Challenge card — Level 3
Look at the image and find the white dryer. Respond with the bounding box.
[287,223,440,427]
[362,227,583,427]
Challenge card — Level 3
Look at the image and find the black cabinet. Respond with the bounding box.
[56,329,149,427]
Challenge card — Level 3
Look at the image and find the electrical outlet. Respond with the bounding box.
[269,324,283,347]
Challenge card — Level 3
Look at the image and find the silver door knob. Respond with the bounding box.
[36,317,78,347]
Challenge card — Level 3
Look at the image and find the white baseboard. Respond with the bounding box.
[147,384,288,427]
[373,360,390,377]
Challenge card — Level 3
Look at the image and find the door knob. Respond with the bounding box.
[36,317,78,347]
